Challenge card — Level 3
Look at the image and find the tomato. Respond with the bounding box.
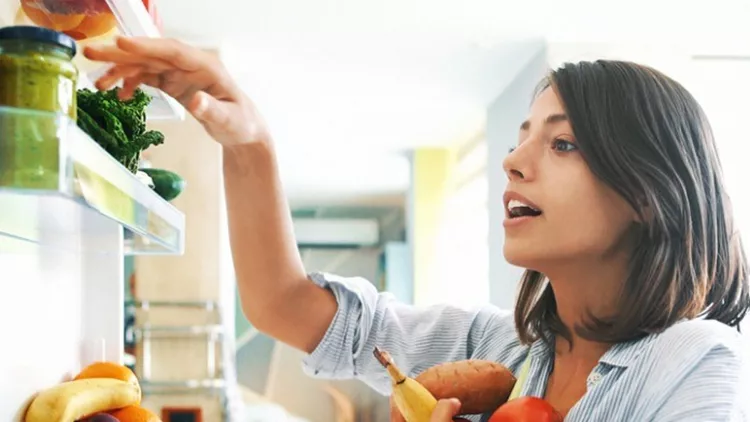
[488,397,564,422]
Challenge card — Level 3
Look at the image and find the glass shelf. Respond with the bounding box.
[0,106,185,255]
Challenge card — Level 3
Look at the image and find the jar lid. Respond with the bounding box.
[0,25,77,57]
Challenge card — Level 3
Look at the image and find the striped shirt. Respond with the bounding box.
[302,272,750,421]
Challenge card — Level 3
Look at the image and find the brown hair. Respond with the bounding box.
[514,60,750,346]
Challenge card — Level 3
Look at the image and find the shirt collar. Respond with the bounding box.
[598,333,656,368]
[527,331,656,368]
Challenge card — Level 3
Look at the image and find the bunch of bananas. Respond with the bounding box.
[23,361,146,422]
[24,378,141,422]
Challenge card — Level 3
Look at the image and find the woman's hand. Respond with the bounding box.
[83,36,269,148]
[431,398,464,421]
[391,398,466,422]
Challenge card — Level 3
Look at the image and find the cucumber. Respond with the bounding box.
[139,168,186,201]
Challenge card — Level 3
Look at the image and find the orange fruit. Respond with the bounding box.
[74,361,140,389]
[109,405,161,422]
[63,12,118,41]
[20,0,85,31]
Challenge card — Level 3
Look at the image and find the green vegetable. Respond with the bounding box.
[75,87,164,173]
[135,130,165,149]
[77,108,119,151]
[140,168,185,201]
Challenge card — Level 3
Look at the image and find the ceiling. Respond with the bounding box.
[153,0,750,206]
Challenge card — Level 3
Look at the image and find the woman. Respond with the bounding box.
[85,37,750,421]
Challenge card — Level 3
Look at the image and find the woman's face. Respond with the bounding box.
[502,87,637,271]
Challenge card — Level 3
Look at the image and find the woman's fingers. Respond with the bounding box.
[85,37,224,102]
[430,398,462,422]
[120,74,150,100]
[391,398,462,422]
[83,44,140,65]
[187,91,228,126]
[390,398,406,422]
[79,36,263,146]
[116,36,205,72]
[95,65,143,91]
[83,43,172,72]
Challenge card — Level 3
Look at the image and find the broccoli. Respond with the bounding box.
[75,87,165,174]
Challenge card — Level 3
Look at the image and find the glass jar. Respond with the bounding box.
[0,26,78,189]
[0,25,78,118]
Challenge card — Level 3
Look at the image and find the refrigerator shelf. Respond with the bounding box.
[0,106,185,255]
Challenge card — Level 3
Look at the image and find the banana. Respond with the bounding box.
[375,347,438,422]
[24,378,141,422]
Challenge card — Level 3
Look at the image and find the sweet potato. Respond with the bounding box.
[390,360,517,420]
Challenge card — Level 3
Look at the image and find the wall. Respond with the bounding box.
[486,43,548,309]
[383,241,411,303]
[409,148,456,306]
[437,140,498,308]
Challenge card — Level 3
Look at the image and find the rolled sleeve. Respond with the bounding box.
[302,272,376,379]
[302,272,504,394]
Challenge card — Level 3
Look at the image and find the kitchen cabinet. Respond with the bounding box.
[0,1,186,419]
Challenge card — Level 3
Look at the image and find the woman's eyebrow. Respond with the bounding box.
[520,113,568,131]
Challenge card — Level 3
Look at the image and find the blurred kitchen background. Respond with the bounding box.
[2,0,749,421]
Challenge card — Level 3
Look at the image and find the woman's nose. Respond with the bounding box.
[503,145,532,182]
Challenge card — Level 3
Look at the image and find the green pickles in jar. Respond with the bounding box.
[0,25,78,117]
[0,26,78,189]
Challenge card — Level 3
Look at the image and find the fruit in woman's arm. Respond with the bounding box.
[23,378,141,422]
[487,397,563,422]
[388,358,518,421]
[415,359,517,415]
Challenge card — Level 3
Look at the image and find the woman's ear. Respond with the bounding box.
[635,203,654,224]
[632,197,651,224]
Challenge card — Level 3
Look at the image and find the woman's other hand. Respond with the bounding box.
[431,398,465,421]
[391,398,466,422]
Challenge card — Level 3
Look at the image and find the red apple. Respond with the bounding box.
[488,397,563,422]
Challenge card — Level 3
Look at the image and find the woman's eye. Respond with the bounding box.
[552,139,578,152]
[508,146,517,154]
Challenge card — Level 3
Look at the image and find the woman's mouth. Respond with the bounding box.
[507,199,543,219]
[503,191,543,229]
